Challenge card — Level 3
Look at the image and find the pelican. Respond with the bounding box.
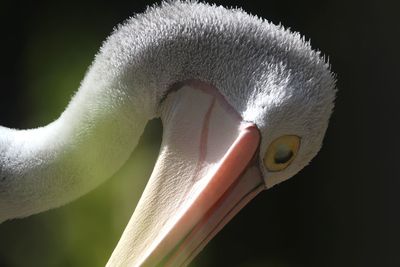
[0,1,336,266]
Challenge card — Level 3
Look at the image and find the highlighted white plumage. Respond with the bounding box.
[0,1,335,266]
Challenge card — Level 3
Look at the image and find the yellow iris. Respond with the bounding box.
[264,135,301,172]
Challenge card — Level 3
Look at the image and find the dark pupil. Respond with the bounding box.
[274,150,293,164]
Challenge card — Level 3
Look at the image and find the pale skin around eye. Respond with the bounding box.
[263,135,301,172]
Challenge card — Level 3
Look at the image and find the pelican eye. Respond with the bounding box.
[264,135,300,172]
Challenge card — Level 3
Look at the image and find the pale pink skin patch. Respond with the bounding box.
[158,81,265,266]
[109,80,265,267]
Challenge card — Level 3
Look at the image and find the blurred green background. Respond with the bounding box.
[0,0,399,266]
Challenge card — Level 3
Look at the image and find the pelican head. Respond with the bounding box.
[0,1,336,266]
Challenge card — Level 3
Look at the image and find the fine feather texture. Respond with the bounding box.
[0,0,335,224]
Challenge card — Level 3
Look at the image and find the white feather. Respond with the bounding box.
[0,1,335,222]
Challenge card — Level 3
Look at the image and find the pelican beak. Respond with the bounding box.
[107,81,265,267]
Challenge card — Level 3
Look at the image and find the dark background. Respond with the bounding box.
[0,0,399,266]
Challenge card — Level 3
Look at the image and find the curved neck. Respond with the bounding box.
[0,66,148,222]
[0,0,283,222]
